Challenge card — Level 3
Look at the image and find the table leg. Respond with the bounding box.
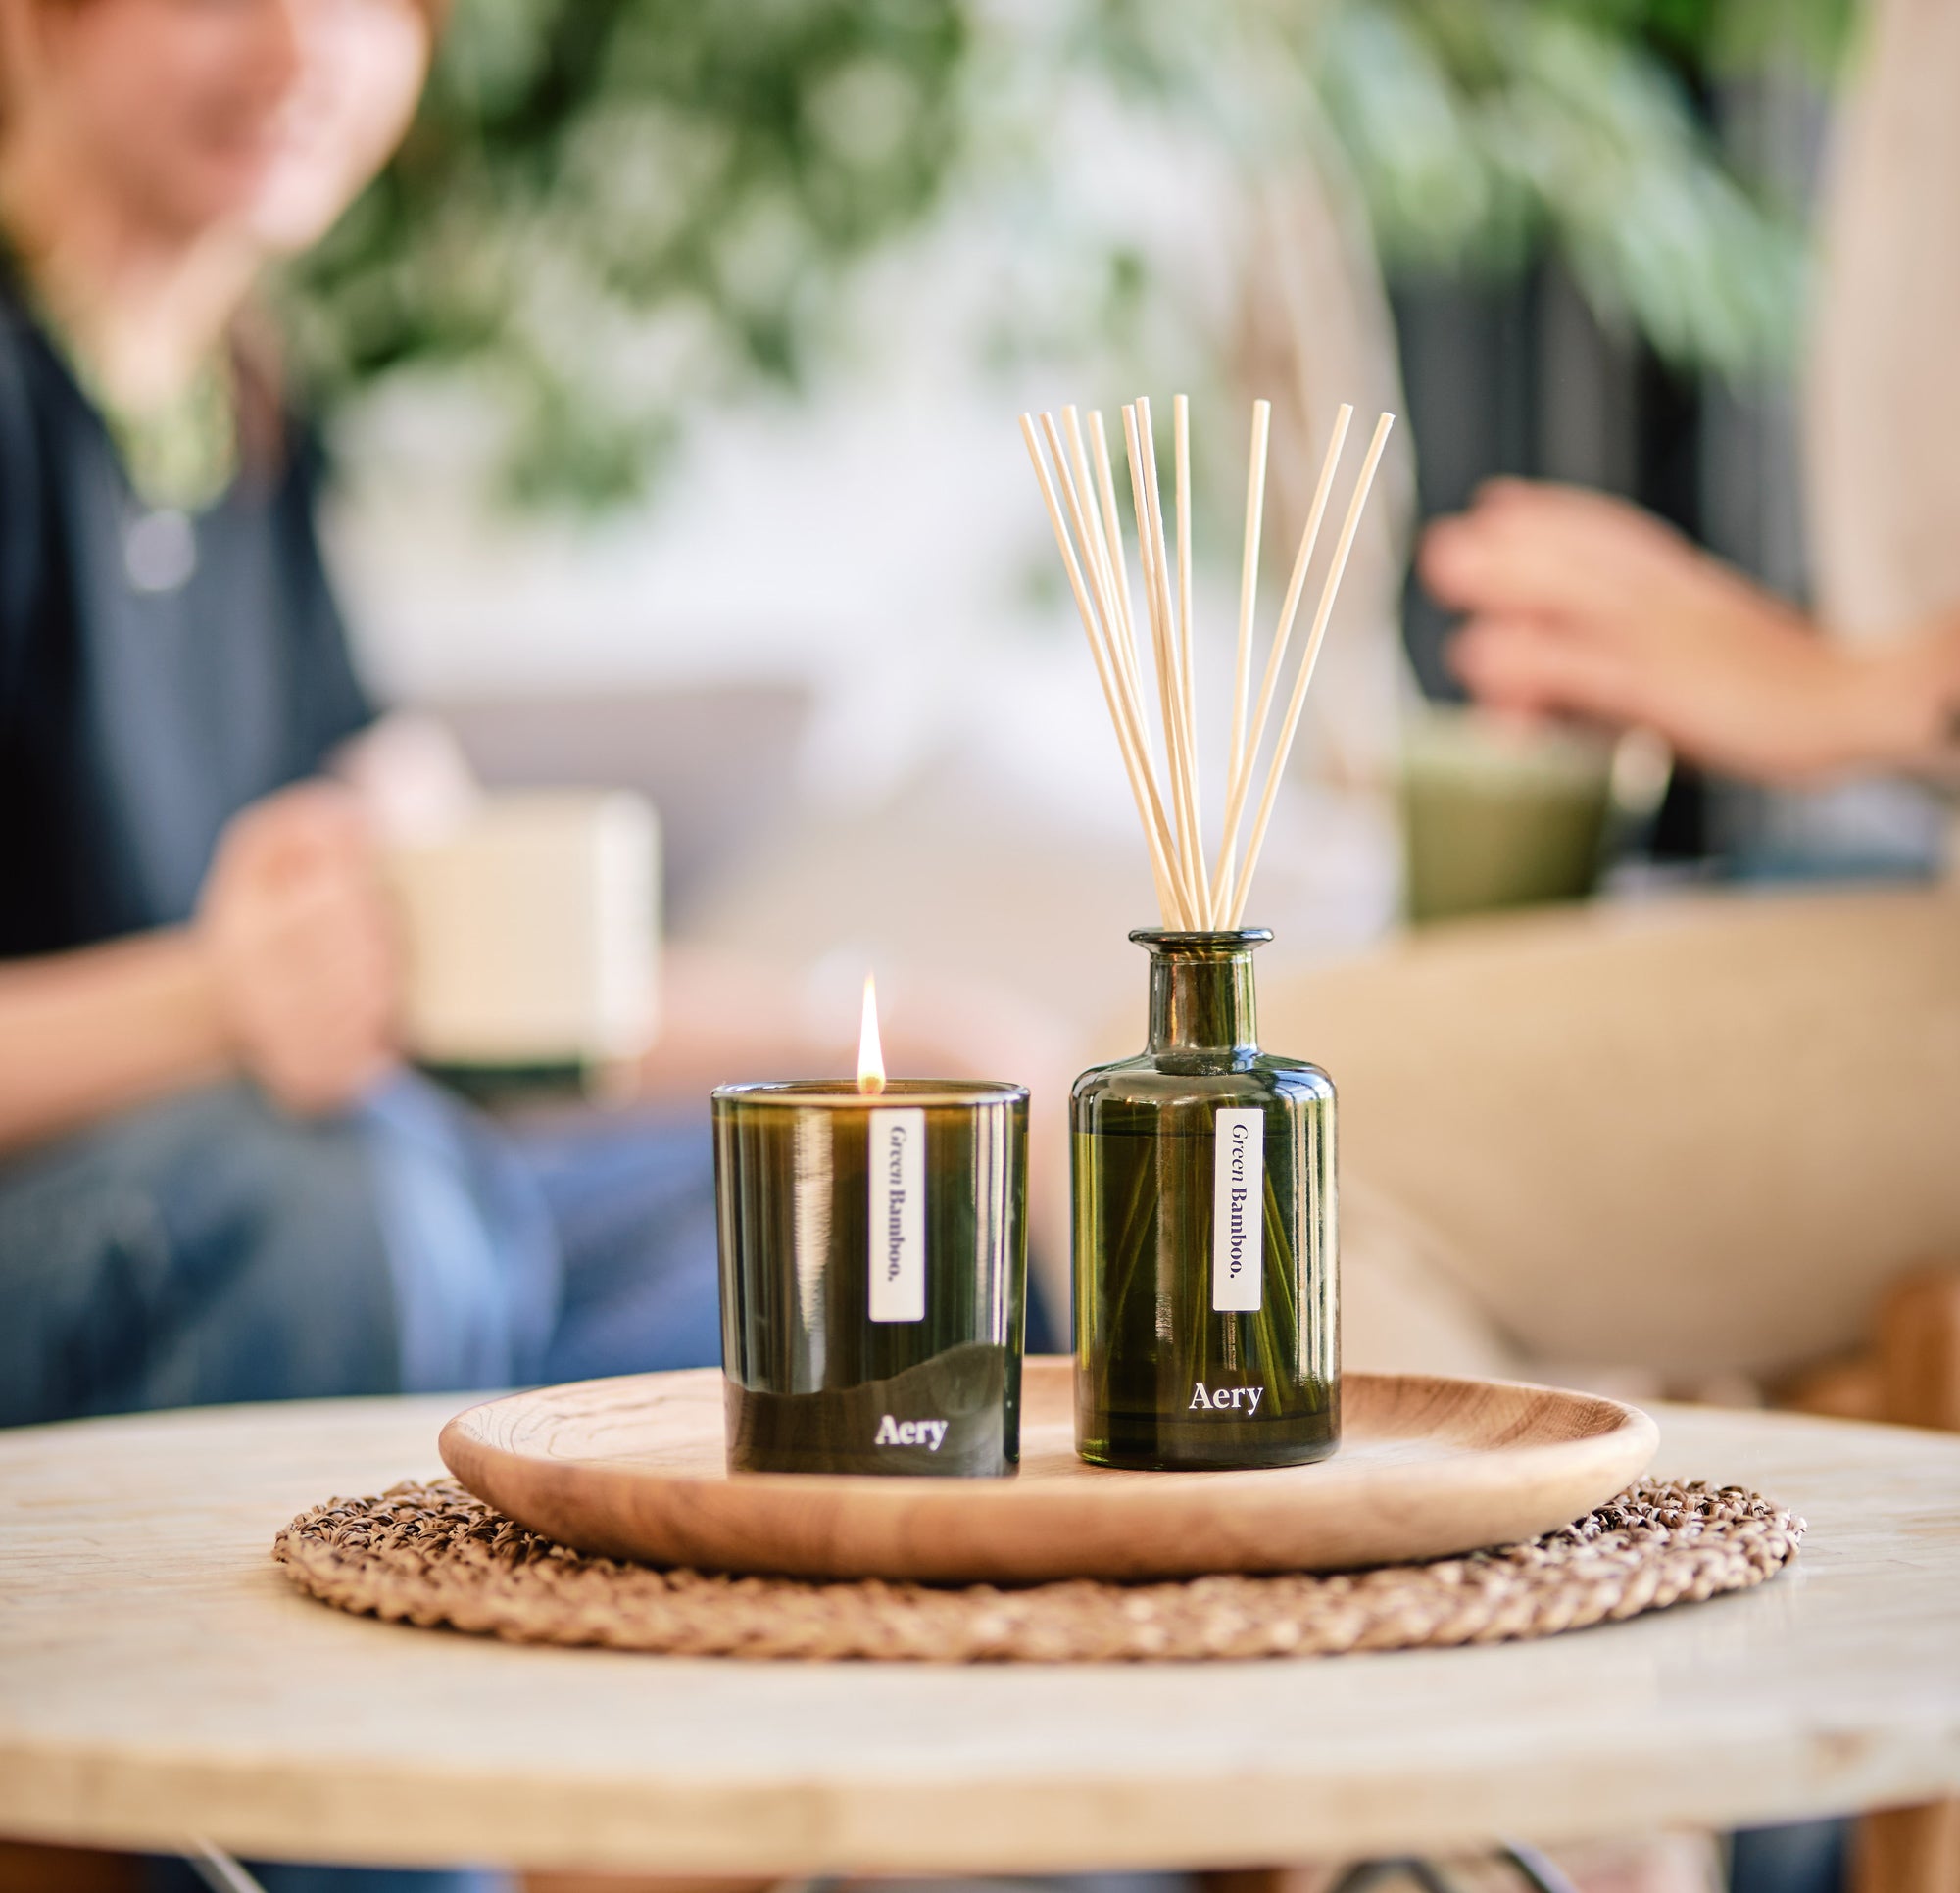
[1852,1800,1960,1893]
[1323,1867,1452,1893]
[1211,1846,1581,1893]
[0,1842,141,1893]
[1195,1871,1293,1893]
[1854,1267,1960,1893]
[1494,1842,1581,1893]
[183,1841,266,1893]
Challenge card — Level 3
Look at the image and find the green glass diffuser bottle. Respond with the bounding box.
[1073,928,1337,1470]
[1016,384,1391,1470]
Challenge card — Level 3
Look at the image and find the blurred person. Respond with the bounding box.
[1420,0,1960,803]
[1396,14,1960,1891]
[0,17,533,1893]
[0,0,496,1430]
[0,25,1055,1893]
[0,0,1047,1443]
[1421,476,1960,786]
[0,0,695,1434]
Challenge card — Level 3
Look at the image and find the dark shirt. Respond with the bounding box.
[0,275,373,959]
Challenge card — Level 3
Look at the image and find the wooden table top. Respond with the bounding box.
[0,1392,1955,1875]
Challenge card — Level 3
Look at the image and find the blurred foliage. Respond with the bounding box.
[281,0,1851,508]
[280,0,968,506]
[1303,0,1853,372]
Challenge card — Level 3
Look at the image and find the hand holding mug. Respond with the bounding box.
[197,782,402,1114]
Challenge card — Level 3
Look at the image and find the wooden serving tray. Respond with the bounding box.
[439,1361,1656,1583]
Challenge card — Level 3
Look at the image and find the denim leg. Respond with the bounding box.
[0,1076,560,1428]
[514,1099,722,1382]
[145,1862,510,1893]
[0,1079,557,1893]
[0,1083,406,1425]
[356,1075,560,1392]
[1728,1819,1848,1893]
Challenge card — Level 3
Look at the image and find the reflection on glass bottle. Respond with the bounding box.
[1073,929,1338,1470]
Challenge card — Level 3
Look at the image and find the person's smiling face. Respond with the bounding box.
[14,0,428,250]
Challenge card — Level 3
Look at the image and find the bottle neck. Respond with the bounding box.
[1147,947,1260,1057]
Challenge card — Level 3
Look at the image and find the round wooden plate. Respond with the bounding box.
[439,1361,1657,1583]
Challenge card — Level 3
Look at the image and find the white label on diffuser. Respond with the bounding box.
[1212,1107,1264,1312]
[869,1107,926,1323]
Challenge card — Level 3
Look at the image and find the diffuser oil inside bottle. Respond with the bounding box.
[1072,931,1338,1471]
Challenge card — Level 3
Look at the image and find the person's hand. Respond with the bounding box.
[1420,479,1932,782]
[196,782,402,1115]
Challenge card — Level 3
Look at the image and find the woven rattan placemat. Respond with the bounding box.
[273,1478,1801,1662]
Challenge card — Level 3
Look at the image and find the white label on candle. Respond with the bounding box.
[1212,1107,1264,1313]
[869,1107,926,1323]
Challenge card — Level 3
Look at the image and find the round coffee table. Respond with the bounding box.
[0,1390,1954,1875]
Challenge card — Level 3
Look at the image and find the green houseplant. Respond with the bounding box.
[281,0,1848,508]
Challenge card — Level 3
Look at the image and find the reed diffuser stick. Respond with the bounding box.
[1060,410,1116,628]
[1137,399,1213,923]
[1019,416,1188,923]
[1064,409,1151,748]
[1172,395,1207,921]
[1087,413,1143,696]
[1080,411,1196,919]
[1227,409,1396,924]
[1055,452,1185,928]
[1037,413,1186,919]
[1212,403,1352,899]
[1124,403,1203,923]
[1218,398,1271,920]
[1054,412,1138,732]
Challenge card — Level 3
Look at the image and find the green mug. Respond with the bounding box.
[1400,707,1642,925]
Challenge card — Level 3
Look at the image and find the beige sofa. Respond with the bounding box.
[1258,882,1960,1395]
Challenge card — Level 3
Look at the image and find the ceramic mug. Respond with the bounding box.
[389,790,660,1088]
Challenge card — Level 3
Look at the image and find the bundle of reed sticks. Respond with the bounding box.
[1020,394,1394,930]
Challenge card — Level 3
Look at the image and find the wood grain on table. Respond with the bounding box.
[0,1392,1955,1874]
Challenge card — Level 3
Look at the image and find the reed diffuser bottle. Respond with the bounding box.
[1073,929,1335,1469]
[1018,386,1393,1472]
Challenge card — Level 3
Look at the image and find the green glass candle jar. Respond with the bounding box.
[713,1078,1029,1477]
[1072,929,1338,1470]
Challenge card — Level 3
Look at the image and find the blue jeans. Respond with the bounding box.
[0,1074,720,1427]
[4,1075,721,1893]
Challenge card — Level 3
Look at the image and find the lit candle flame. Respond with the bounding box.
[857,973,886,1096]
